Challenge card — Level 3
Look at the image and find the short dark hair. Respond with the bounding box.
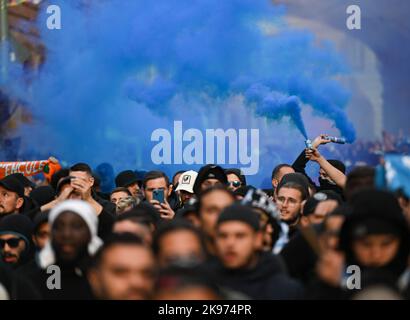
[197,185,234,213]
[50,168,69,191]
[277,181,308,200]
[152,219,206,256]
[69,163,93,176]
[143,171,170,189]
[271,164,293,180]
[110,187,132,197]
[91,233,147,268]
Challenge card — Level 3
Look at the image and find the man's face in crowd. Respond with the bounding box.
[276,187,304,223]
[157,230,204,268]
[32,222,50,250]
[215,221,262,270]
[0,186,24,216]
[352,234,400,268]
[200,179,223,192]
[179,190,194,205]
[113,220,152,245]
[89,244,155,300]
[52,211,91,263]
[0,234,26,265]
[226,174,242,192]
[272,166,295,188]
[68,171,94,199]
[144,178,170,202]
[110,191,130,205]
[127,183,142,199]
[199,190,234,239]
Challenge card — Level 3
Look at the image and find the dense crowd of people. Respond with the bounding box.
[0,134,409,300]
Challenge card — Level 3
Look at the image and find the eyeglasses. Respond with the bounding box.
[228,181,241,188]
[0,238,22,249]
[276,197,300,207]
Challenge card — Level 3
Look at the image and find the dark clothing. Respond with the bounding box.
[208,252,304,299]
[0,260,41,300]
[97,209,115,240]
[280,232,318,284]
[168,190,182,212]
[305,276,346,300]
[20,196,40,220]
[91,190,116,239]
[93,190,116,215]
[19,259,94,300]
[292,150,344,198]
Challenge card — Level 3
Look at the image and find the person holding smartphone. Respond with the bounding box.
[142,171,175,220]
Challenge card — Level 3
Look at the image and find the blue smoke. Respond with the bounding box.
[5,0,356,185]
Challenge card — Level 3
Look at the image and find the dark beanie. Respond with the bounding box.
[217,204,260,231]
[0,214,33,248]
[30,186,56,207]
[193,164,227,195]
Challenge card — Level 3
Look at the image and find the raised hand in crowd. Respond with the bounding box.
[150,199,175,220]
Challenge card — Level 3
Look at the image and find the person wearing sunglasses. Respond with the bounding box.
[224,168,246,192]
[0,214,34,269]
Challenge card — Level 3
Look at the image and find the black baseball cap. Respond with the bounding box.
[193,164,227,195]
[0,176,25,198]
[8,173,35,189]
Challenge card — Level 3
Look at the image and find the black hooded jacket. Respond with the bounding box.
[208,252,304,299]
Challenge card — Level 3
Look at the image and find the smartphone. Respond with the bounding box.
[152,189,165,203]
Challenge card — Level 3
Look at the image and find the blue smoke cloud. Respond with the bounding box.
[4,0,356,185]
